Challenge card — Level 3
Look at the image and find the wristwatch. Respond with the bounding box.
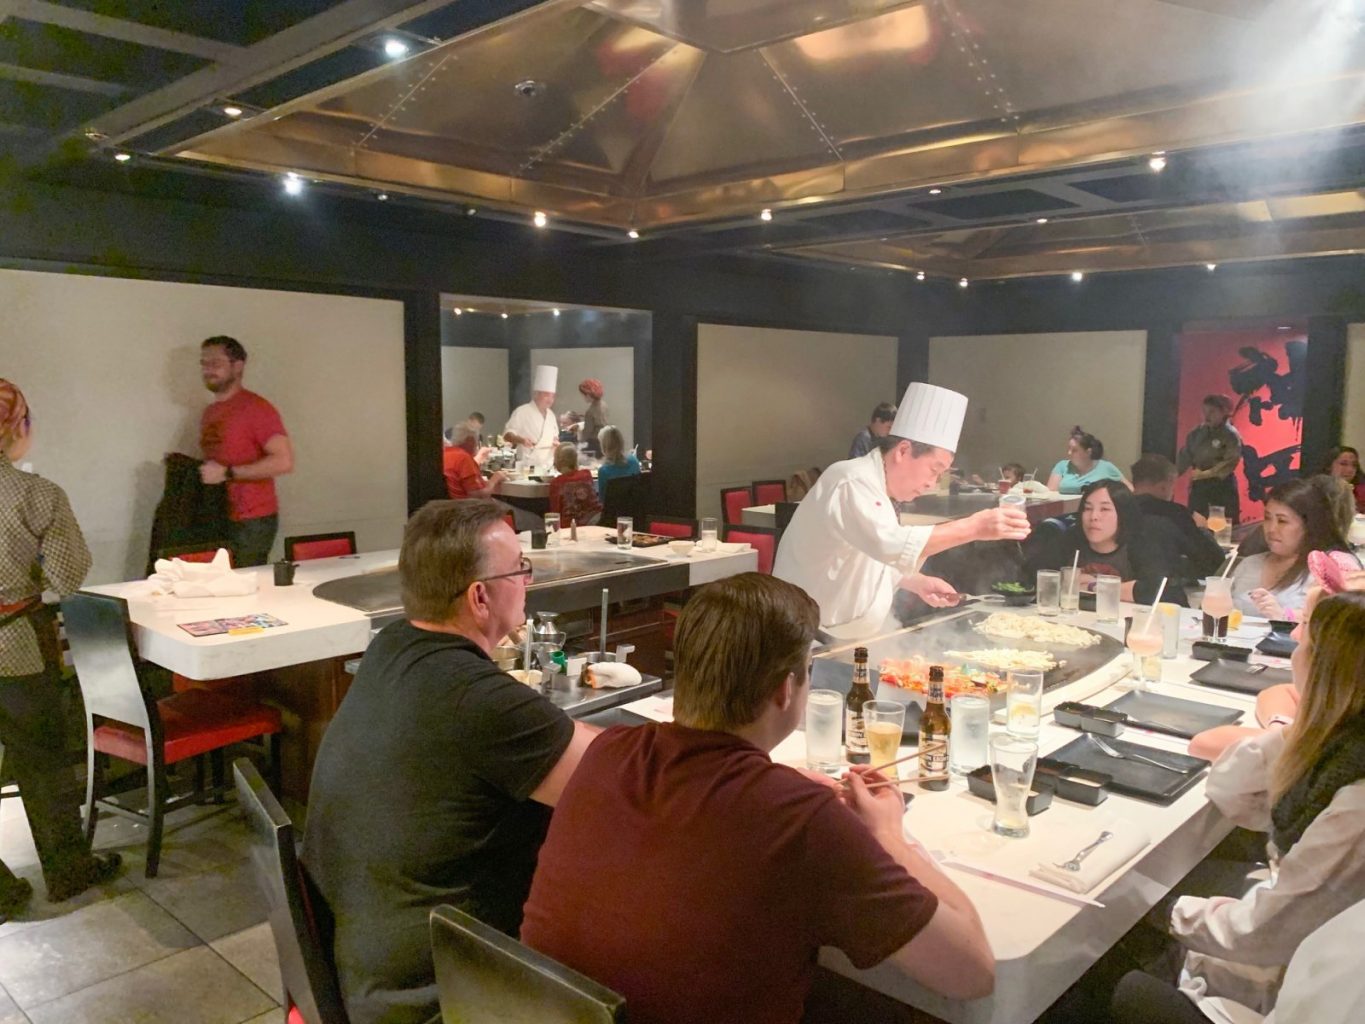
[224,466,235,481]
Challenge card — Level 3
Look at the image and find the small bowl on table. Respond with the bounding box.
[668,539,695,557]
[991,582,1036,607]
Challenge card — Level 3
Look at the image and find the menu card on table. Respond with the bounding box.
[178,613,288,637]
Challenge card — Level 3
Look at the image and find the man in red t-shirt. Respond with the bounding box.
[443,427,505,501]
[198,336,293,566]
[520,574,995,1024]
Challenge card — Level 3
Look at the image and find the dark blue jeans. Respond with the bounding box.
[227,514,278,567]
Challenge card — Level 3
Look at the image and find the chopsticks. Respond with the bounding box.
[839,745,946,791]
[861,774,950,791]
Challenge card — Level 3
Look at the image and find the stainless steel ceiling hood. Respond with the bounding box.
[167,0,1365,273]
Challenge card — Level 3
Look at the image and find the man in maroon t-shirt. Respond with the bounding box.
[198,336,293,566]
[521,574,995,1024]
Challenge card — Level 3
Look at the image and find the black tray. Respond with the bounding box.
[1189,659,1293,695]
[1102,692,1243,739]
[1050,735,1209,804]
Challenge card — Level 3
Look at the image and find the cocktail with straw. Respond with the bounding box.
[1127,578,1166,690]
[1201,551,1237,641]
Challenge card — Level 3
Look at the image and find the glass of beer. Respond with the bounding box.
[990,735,1038,838]
[863,700,906,777]
[805,689,844,773]
[1201,577,1233,640]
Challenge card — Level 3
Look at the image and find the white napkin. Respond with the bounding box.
[581,661,643,689]
[147,549,258,598]
[1030,822,1150,894]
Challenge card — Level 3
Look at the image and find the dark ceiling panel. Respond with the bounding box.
[55,0,343,48]
[1068,173,1166,204]
[0,17,207,87]
[924,188,1077,220]
[801,208,925,234]
[236,47,386,110]
[0,78,120,129]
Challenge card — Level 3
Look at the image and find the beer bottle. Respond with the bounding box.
[918,665,951,791]
[845,647,875,764]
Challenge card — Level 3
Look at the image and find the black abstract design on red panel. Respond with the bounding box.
[1228,341,1307,427]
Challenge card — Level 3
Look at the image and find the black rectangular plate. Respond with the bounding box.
[1050,735,1209,803]
[1102,691,1243,739]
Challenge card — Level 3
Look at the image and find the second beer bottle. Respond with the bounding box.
[845,646,875,764]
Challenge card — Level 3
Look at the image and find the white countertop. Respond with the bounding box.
[88,529,755,679]
[619,607,1268,1024]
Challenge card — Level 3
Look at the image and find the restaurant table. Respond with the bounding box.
[86,530,754,798]
[613,606,1274,1024]
[742,493,1080,529]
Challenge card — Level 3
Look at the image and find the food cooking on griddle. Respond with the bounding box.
[974,612,1100,648]
[942,647,1059,673]
[879,656,1006,698]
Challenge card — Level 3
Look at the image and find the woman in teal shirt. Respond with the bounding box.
[1046,427,1130,495]
[595,425,641,499]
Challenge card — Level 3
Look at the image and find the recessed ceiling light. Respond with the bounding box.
[282,173,304,196]
[465,206,477,217]
[453,308,462,315]
[383,37,410,58]
[113,152,131,163]
[552,308,561,316]
[916,271,926,281]
[222,105,243,118]
[533,210,548,228]
[1148,155,1167,173]
[1071,271,1084,282]
[1206,262,1217,271]
[928,187,943,195]
[958,277,969,288]
[1036,217,1049,224]
[759,208,773,222]
[627,229,639,239]
[501,312,509,319]
[376,192,389,201]
[1278,324,1292,330]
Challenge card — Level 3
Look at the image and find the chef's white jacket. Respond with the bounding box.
[773,452,933,639]
[504,402,558,468]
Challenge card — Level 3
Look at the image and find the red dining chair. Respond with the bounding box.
[722,524,779,575]
[720,486,754,526]
[63,591,282,877]
[156,543,232,566]
[284,532,357,562]
[645,516,696,539]
[752,479,788,506]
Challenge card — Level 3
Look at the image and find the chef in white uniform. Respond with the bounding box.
[774,382,1031,640]
[503,364,559,470]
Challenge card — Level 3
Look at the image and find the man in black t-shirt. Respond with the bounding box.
[302,499,598,1024]
[1131,454,1226,580]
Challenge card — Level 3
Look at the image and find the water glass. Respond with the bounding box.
[1159,602,1180,658]
[949,694,990,775]
[991,735,1038,838]
[863,701,907,777]
[1036,570,1061,616]
[999,493,1027,512]
[805,689,844,773]
[699,516,719,553]
[616,516,634,549]
[1059,567,1080,613]
[1095,574,1122,622]
[543,512,561,546]
[1006,670,1044,740]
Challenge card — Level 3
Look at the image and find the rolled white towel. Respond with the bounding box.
[582,661,643,689]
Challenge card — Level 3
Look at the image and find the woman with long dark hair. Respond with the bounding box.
[1112,591,1365,1022]
[1323,445,1365,514]
[1229,478,1358,619]
[0,379,121,922]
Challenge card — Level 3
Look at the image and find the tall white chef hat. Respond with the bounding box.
[889,382,968,452]
[532,364,559,393]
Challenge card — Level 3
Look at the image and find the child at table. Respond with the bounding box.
[1112,591,1365,1021]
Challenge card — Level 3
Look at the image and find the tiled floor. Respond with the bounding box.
[0,787,285,1024]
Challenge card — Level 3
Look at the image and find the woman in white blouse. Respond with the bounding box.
[1115,590,1365,1022]
[1229,478,1357,620]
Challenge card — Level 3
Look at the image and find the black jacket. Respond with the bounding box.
[146,452,228,573]
[1134,494,1227,580]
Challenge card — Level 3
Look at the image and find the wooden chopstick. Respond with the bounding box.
[840,743,947,788]
[861,774,950,791]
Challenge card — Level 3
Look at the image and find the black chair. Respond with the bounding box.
[774,501,800,535]
[62,591,281,877]
[430,904,625,1024]
[601,474,650,526]
[233,759,350,1024]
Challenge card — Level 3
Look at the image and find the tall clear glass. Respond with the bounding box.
[1095,574,1122,622]
[949,694,990,775]
[1036,570,1061,616]
[1059,566,1080,613]
[1006,670,1044,740]
[1127,614,1163,691]
[1000,493,1027,512]
[1201,577,1233,640]
[616,516,633,549]
[543,512,561,546]
[699,516,719,552]
[991,735,1038,838]
[805,689,843,773]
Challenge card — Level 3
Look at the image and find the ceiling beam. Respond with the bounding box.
[0,60,130,96]
[57,0,461,148]
[8,0,246,62]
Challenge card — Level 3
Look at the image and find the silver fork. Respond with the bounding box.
[1088,733,1201,774]
[1055,830,1114,871]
